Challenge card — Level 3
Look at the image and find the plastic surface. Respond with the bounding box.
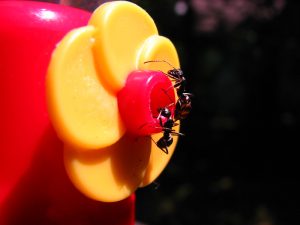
[89,1,158,92]
[0,1,134,224]
[47,25,124,150]
[118,70,175,136]
[64,134,151,202]
[47,1,181,202]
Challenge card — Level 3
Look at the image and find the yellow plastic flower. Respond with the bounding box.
[47,1,180,202]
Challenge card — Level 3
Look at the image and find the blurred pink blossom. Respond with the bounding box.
[59,0,108,11]
[189,0,286,32]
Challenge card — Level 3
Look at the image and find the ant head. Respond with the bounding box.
[158,107,171,118]
[168,68,183,78]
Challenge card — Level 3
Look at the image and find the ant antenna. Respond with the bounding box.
[144,60,178,70]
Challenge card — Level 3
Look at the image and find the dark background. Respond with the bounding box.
[46,0,300,224]
[133,1,300,225]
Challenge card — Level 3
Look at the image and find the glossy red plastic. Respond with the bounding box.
[118,70,175,136]
[0,1,134,224]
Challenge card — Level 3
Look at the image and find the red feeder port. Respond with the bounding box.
[117,70,175,136]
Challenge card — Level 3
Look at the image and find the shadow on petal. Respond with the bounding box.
[64,133,151,202]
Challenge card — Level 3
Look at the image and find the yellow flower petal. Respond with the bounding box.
[140,124,180,187]
[89,1,158,92]
[137,35,181,186]
[64,133,151,202]
[138,35,180,71]
[47,26,125,149]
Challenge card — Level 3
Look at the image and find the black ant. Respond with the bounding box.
[144,60,192,121]
[144,60,185,93]
[153,107,183,154]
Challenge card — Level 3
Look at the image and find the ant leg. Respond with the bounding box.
[154,125,184,136]
[159,87,176,104]
[173,80,183,89]
[161,127,184,136]
[170,130,185,136]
